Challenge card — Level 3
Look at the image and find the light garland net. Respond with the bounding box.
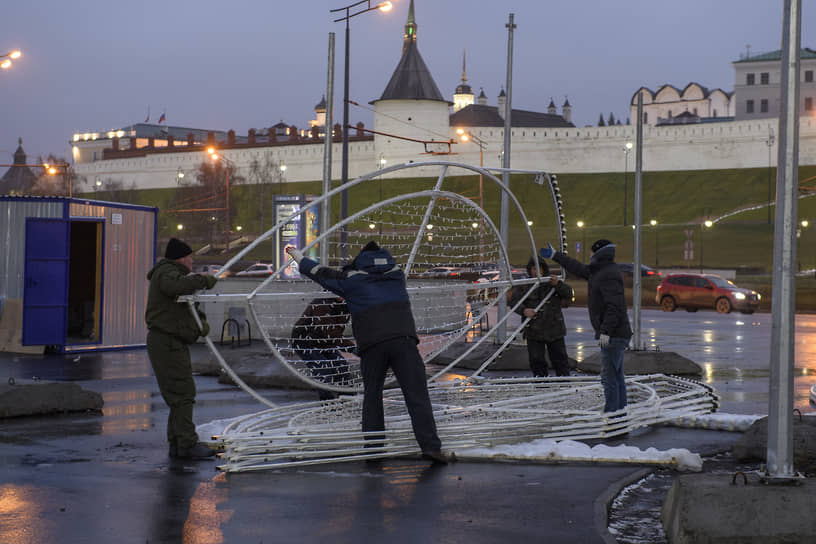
[181,161,718,471]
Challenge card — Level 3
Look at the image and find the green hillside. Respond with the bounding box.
[89,164,816,272]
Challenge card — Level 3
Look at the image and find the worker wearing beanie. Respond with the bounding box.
[539,239,632,414]
[286,241,447,464]
[145,238,219,459]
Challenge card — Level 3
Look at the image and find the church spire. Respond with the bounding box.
[403,0,417,54]
[461,49,467,85]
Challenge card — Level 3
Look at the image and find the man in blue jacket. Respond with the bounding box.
[540,239,632,413]
[286,241,446,464]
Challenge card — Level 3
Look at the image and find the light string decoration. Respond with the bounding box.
[181,161,717,471]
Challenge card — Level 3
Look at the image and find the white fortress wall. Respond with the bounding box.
[74,117,816,190]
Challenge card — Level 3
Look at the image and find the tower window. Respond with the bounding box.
[746,73,755,86]
[760,72,769,85]
[760,99,768,113]
[746,100,755,113]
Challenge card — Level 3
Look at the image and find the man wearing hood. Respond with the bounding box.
[539,239,632,413]
[287,241,446,464]
[146,238,218,459]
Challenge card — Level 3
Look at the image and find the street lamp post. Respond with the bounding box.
[651,219,659,267]
[0,49,22,70]
[331,0,392,258]
[798,220,808,272]
[456,128,486,261]
[207,148,232,252]
[377,154,386,234]
[700,220,712,273]
[577,220,586,263]
[766,127,775,225]
[623,141,633,226]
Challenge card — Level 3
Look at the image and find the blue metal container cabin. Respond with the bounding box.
[0,196,157,353]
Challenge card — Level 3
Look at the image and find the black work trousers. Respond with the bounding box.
[526,336,570,377]
[146,329,199,450]
[360,336,442,453]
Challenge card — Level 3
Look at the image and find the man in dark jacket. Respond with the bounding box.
[146,238,218,459]
[287,241,446,464]
[540,239,632,413]
[509,257,573,377]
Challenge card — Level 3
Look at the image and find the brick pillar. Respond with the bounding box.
[289,126,298,142]
[248,128,256,145]
[227,130,235,145]
[355,122,366,137]
[311,126,319,139]
[207,132,215,145]
[167,135,175,147]
[112,137,119,151]
[130,136,138,150]
[333,123,342,142]
[187,133,195,146]
[268,128,277,143]
[147,137,155,148]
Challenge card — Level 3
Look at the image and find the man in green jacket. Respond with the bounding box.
[146,238,218,459]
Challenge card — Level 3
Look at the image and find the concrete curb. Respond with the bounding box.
[594,467,654,544]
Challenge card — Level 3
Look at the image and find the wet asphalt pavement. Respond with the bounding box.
[0,308,811,543]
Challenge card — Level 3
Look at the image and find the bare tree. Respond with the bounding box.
[248,154,285,235]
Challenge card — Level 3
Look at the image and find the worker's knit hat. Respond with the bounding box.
[165,238,193,260]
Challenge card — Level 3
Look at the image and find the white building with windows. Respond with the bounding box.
[629,83,734,127]
[733,47,816,120]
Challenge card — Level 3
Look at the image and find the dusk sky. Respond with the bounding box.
[0,0,810,164]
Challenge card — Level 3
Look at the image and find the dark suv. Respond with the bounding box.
[655,273,761,314]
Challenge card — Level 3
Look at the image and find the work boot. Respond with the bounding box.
[421,450,449,465]
[176,443,216,459]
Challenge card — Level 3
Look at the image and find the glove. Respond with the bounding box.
[599,334,610,348]
[539,243,555,260]
[200,321,210,338]
[287,246,304,264]
[204,274,218,289]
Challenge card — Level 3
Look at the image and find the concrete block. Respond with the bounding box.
[0,381,103,418]
[662,473,816,543]
[580,350,702,376]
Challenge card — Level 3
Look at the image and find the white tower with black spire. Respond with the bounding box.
[371,0,451,163]
[452,50,474,112]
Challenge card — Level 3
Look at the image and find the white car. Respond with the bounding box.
[236,263,275,277]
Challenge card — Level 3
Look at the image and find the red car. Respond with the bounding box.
[655,273,761,314]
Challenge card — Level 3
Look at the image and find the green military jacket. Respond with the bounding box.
[509,279,573,343]
[145,259,210,344]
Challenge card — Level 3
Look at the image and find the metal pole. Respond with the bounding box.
[766,0,801,482]
[340,17,350,259]
[497,12,515,344]
[768,126,774,225]
[632,93,643,351]
[225,163,230,251]
[623,151,628,226]
[321,32,335,264]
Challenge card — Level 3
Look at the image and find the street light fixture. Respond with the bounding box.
[207,148,233,251]
[331,0,393,257]
[0,50,22,70]
[701,220,713,273]
[623,141,633,226]
[650,219,659,267]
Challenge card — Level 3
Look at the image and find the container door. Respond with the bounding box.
[22,218,69,346]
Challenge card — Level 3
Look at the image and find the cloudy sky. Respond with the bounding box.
[0,0,809,163]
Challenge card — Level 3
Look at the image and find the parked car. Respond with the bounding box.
[236,263,275,277]
[419,266,468,278]
[617,263,662,280]
[194,264,229,276]
[655,273,761,314]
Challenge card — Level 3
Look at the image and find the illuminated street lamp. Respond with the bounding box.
[331,0,393,257]
[207,148,233,251]
[0,49,22,70]
[650,219,659,267]
[456,128,486,211]
[576,220,586,262]
[798,219,809,271]
[623,141,633,226]
[700,220,713,273]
